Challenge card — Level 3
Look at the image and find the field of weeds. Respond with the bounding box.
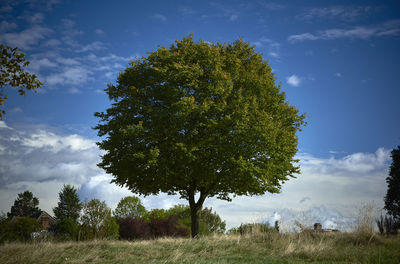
[1,231,399,264]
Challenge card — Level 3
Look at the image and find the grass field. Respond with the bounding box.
[1,231,399,264]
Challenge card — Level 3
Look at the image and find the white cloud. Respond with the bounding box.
[288,20,400,43]
[287,75,301,87]
[29,58,57,71]
[335,73,342,77]
[44,38,61,47]
[0,121,391,230]
[178,7,196,15]
[25,13,45,23]
[259,3,286,10]
[66,87,81,94]
[95,29,104,35]
[46,66,93,86]
[297,6,373,21]
[78,41,106,52]
[0,25,52,50]
[0,21,17,32]
[0,121,12,130]
[151,13,167,22]
[254,37,281,58]
[20,130,95,153]
[209,2,240,22]
[10,107,23,113]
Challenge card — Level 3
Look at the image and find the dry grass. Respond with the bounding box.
[1,231,399,264]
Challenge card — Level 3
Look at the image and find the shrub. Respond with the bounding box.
[52,218,79,241]
[9,216,42,241]
[228,223,276,235]
[150,216,188,238]
[377,214,399,236]
[118,217,151,240]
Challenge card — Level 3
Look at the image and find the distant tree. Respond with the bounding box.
[52,218,79,241]
[80,199,118,239]
[158,204,225,235]
[95,35,305,237]
[114,196,146,219]
[9,217,42,241]
[143,208,168,221]
[8,190,40,218]
[0,44,42,119]
[53,184,82,222]
[385,145,400,221]
[199,207,226,234]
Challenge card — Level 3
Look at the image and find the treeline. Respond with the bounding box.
[0,185,225,243]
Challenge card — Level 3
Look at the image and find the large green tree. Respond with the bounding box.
[0,45,42,119]
[385,145,400,220]
[7,190,40,218]
[113,196,146,219]
[95,36,305,237]
[53,184,82,222]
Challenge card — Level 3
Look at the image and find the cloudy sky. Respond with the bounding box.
[0,0,399,230]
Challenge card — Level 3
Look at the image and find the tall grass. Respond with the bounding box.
[1,231,399,264]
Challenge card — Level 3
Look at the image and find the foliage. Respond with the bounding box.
[8,216,42,241]
[199,207,226,234]
[377,214,399,236]
[95,35,305,237]
[80,199,119,240]
[114,196,146,219]
[0,213,11,243]
[143,208,169,221]
[118,216,188,240]
[228,223,276,235]
[53,184,82,222]
[149,216,188,238]
[385,145,400,221]
[52,218,79,241]
[0,44,42,119]
[142,204,225,235]
[7,190,40,218]
[117,217,151,240]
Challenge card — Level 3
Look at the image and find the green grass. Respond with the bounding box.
[1,232,399,263]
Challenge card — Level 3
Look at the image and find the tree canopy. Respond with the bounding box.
[385,145,400,220]
[114,196,146,219]
[80,199,119,239]
[53,184,82,222]
[0,45,42,119]
[95,35,305,237]
[8,190,40,218]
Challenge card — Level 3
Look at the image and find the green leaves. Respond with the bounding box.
[53,184,82,222]
[95,35,305,236]
[0,45,43,119]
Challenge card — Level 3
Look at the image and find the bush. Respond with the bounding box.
[228,223,276,235]
[52,218,79,241]
[118,217,151,240]
[8,217,42,241]
[150,216,189,238]
[377,214,399,236]
[118,216,188,240]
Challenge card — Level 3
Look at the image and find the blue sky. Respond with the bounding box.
[0,0,399,230]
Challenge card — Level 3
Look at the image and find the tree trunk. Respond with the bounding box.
[188,189,207,238]
[190,205,200,238]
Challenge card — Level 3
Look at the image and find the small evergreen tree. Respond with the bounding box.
[7,190,40,218]
[53,184,82,222]
[384,145,400,221]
